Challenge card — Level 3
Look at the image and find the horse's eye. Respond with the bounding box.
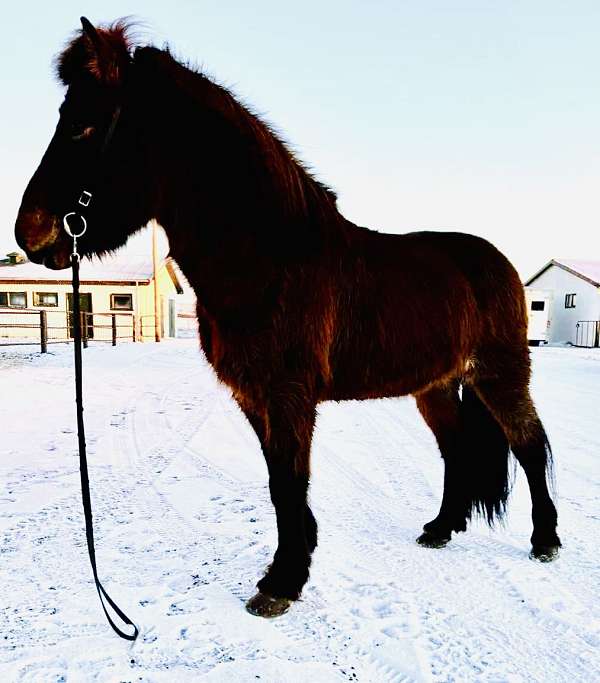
[71,123,95,141]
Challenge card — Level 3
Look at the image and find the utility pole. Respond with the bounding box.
[152,220,161,342]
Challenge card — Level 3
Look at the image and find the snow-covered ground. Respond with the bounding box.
[1,340,599,682]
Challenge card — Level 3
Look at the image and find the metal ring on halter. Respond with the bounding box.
[63,212,88,238]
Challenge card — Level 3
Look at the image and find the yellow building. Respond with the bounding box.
[0,252,189,343]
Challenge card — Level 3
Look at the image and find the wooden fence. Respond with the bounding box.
[0,309,135,353]
[0,303,197,352]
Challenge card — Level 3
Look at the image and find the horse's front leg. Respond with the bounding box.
[243,398,317,618]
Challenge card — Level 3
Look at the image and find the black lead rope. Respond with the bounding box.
[63,101,138,640]
[69,248,139,641]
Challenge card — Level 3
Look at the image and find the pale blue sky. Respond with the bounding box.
[2,1,600,278]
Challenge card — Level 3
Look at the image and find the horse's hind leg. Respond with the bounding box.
[474,375,561,561]
[242,394,317,617]
[414,381,472,547]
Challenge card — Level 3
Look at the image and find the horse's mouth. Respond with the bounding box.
[43,252,71,270]
[25,244,72,270]
[40,246,72,270]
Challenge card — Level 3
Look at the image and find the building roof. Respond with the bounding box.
[0,252,181,289]
[525,259,600,288]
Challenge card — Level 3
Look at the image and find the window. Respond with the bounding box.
[0,291,27,308]
[565,293,576,309]
[34,292,59,307]
[531,301,545,311]
[110,293,133,311]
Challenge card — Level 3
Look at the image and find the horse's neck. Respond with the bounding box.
[157,178,348,323]
[141,54,346,312]
[153,128,335,287]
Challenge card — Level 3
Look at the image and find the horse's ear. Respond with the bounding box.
[80,16,102,49]
[56,17,131,87]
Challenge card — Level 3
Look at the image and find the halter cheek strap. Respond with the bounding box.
[64,105,122,251]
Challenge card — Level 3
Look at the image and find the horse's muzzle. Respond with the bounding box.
[15,209,71,270]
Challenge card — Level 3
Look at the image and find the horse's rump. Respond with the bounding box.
[326,229,524,401]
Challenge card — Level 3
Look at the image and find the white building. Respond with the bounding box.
[525,259,600,346]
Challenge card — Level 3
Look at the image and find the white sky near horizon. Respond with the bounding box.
[1,1,600,280]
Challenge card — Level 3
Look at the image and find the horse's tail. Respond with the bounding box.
[461,386,512,525]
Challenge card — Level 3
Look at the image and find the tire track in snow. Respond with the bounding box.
[113,365,436,680]
[104,353,278,675]
[118,364,394,681]
[373,400,600,669]
[155,381,599,682]
[101,348,410,680]
[341,397,600,682]
[3,343,600,681]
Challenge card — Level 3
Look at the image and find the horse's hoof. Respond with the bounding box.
[416,531,450,549]
[245,592,292,618]
[529,545,560,562]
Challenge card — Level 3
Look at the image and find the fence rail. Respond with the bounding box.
[1,302,196,351]
[575,320,600,348]
[0,309,135,353]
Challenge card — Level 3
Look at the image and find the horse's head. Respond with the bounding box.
[15,18,152,269]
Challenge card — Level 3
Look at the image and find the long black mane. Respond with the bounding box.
[142,46,338,212]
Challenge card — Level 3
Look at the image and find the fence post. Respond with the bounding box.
[112,314,117,346]
[40,310,48,353]
[81,312,88,349]
[132,314,137,342]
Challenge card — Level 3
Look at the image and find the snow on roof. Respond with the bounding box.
[554,259,600,287]
[525,259,600,288]
[0,252,157,283]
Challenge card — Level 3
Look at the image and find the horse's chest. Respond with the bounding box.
[196,308,268,406]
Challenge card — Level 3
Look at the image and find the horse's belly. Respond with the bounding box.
[327,348,461,401]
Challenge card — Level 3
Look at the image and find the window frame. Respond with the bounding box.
[0,291,27,308]
[33,291,59,308]
[110,293,133,311]
[531,300,545,312]
[564,293,576,309]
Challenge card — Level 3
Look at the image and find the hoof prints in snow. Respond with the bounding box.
[0,341,599,681]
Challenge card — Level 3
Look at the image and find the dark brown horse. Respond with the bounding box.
[15,18,560,618]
